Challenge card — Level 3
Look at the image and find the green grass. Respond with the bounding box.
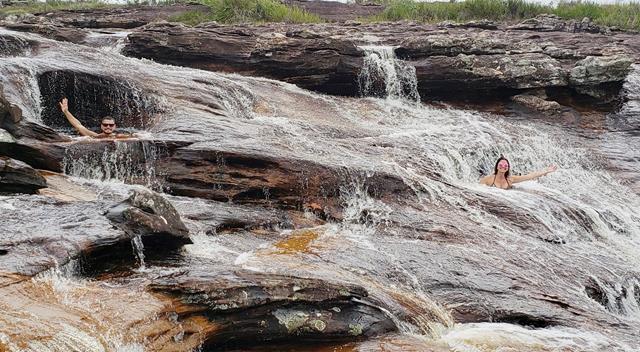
[169,0,323,25]
[370,0,640,31]
[0,1,117,16]
[555,1,640,29]
[369,0,549,22]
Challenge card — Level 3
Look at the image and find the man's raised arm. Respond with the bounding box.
[59,98,98,137]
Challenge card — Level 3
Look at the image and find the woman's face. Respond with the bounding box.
[497,160,510,173]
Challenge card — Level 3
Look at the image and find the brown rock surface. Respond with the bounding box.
[0,156,46,193]
[149,268,397,348]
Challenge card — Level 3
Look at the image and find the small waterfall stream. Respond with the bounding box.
[358,45,420,102]
[131,235,146,269]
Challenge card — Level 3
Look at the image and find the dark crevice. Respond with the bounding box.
[494,313,555,328]
[38,70,163,130]
[78,235,185,277]
[585,278,610,308]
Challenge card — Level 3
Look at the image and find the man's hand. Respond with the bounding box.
[59,98,69,113]
[544,165,558,175]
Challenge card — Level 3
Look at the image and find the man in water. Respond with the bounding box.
[59,98,129,138]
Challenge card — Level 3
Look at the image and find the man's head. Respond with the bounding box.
[100,117,116,135]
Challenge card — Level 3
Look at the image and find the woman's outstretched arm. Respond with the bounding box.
[510,165,557,184]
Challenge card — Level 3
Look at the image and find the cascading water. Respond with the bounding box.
[358,45,420,102]
[62,140,165,190]
[2,27,640,351]
[601,64,640,192]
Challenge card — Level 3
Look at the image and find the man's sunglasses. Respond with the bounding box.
[102,123,115,127]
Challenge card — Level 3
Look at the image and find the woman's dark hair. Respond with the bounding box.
[494,155,510,179]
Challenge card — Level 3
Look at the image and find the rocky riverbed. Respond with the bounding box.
[1,3,640,352]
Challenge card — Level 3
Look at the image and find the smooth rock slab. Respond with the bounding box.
[0,195,126,276]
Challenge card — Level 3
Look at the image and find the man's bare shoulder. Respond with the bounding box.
[94,133,137,140]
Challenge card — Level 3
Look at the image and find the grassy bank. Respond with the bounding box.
[0,1,116,16]
[370,0,640,30]
[169,0,323,25]
[2,0,637,29]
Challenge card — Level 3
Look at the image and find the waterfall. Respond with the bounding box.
[620,63,640,124]
[131,235,146,269]
[3,28,640,351]
[358,46,420,102]
[62,140,165,190]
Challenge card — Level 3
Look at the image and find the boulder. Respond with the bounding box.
[105,188,191,245]
[0,157,46,194]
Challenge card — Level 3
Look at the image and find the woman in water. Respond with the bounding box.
[480,156,557,189]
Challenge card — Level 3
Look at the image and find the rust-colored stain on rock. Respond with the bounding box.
[274,230,320,254]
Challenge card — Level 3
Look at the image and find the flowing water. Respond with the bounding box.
[62,139,166,190]
[1,28,640,351]
[358,46,420,102]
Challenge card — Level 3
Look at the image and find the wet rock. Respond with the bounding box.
[0,89,68,171]
[0,88,67,142]
[0,33,34,57]
[3,21,87,43]
[0,140,66,172]
[38,70,164,130]
[105,188,191,245]
[160,147,411,214]
[0,195,128,275]
[123,22,363,96]
[149,269,396,348]
[0,157,47,194]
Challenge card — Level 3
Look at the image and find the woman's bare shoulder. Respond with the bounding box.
[479,174,493,185]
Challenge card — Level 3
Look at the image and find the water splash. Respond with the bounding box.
[62,140,165,190]
[358,46,420,102]
[439,323,631,351]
